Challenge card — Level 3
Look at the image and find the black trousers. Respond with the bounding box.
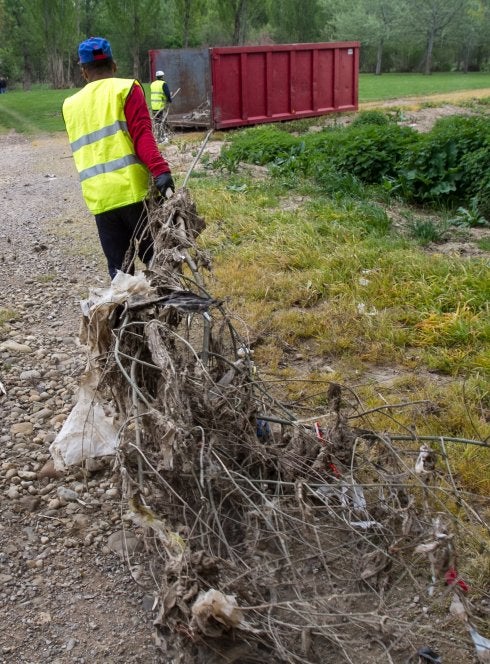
[95,201,153,280]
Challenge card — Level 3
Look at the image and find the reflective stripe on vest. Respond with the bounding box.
[150,79,165,111]
[62,78,150,215]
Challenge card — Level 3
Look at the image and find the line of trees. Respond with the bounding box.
[0,0,489,88]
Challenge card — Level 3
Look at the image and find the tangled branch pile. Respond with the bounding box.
[77,189,489,663]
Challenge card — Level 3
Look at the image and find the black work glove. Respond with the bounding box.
[155,172,175,198]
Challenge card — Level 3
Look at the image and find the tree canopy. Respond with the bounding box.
[0,0,489,88]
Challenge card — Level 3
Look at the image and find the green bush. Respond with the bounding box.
[220,115,489,211]
[350,110,391,127]
[475,178,490,220]
[218,125,298,168]
[334,124,416,184]
[397,116,490,203]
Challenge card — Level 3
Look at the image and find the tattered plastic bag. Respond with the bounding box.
[191,589,257,637]
[80,270,155,356]
[49,372,118,470]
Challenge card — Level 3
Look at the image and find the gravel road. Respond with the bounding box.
[0,131,160,663]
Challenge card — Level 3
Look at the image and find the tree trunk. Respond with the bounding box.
[424,29,435,75]
[132,47,140,79]
[49,53,65,89]
[233,0,247,45]
[22,48,32,91]
[183,0,191,48]
[375,38,384,75]
[462,44,470,73]
[133,11,140,79]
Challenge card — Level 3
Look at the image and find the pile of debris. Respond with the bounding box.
[50,189,490,663]
[168,100,211,129]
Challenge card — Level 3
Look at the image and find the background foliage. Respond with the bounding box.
[0,0,490,88]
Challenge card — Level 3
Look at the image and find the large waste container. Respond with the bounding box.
[149,42,359,130]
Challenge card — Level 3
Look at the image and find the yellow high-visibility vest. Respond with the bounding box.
[150,79,166,111]
[63,78,150,215]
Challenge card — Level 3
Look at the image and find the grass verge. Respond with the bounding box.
[188,159,489,492]
[359,72,490,102]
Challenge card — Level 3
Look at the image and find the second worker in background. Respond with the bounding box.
[151,69,172,122]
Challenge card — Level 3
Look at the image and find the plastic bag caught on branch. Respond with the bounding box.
[80,270,155,357]
[49,371,118,470]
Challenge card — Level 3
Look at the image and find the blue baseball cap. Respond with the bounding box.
[78,37,113,65]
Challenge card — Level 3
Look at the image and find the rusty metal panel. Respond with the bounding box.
[210,42,359,130]
[148,48,211,116]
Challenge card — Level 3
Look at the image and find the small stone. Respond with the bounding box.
[71,514,90,532]
[66,638,76,652]
[57,486,79,502]
[35,611,52,625]
[17,469,37,480]
[46,498,61,510]
[0,574,13,585]
[142,595,155,611]
[38,460,62,479]
[19,369,41,381]
[10,422,34,436]
[107,530,142,558]
[6,485,20,499]
[34,408,53,420]
[0,340,32,354]
[19,496,41,512]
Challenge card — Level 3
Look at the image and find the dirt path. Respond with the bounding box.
[360,87,490,109]
[0,133,161,663]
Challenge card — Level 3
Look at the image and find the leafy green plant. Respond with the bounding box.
[477,237,490,251]
[397,116,490,203]
[408,217,450,245]
[475,178,490,221]
[450,198,489,228]
[218,125,298,168]
[350,110,391,127]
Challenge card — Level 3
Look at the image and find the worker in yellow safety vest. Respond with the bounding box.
[150,70,172,120]
[62,38,174,280]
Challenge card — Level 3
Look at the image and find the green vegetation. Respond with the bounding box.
[0,83,153,134]
[0,86,73,133]
[359,73,490,102]
[2,79,490,135]
[218,115,490,213]
[186,112,490,492]
[0,308,18,326]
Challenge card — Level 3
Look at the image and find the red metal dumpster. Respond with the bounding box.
[149,42,359,130]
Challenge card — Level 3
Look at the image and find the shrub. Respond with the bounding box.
[334,124,416,184]
[217,125,298,169]
[397,116,490,203]
[350,110,391,127]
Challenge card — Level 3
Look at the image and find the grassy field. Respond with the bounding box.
[359,71,490,101]
[1,75,490,133]
[0,83,152,133]
[187,164,489,493]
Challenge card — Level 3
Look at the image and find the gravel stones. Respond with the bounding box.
[10,422,34,435]
[107,531,142,558]
[0,340,32,354]
[0,133,162,662]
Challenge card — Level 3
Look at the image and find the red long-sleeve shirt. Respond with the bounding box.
[125,83,170,178]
